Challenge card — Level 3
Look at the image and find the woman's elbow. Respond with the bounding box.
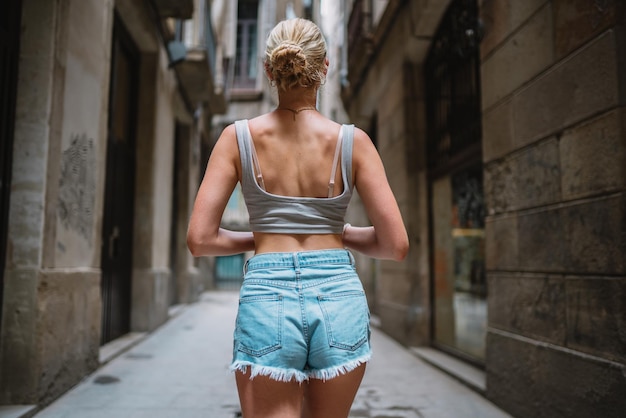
[186,231,205,257]
[393,241,409,261]
[391,235,409,261]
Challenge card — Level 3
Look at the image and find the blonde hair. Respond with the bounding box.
[265,18,327,91]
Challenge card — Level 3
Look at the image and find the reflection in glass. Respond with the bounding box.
[433,164,486,360]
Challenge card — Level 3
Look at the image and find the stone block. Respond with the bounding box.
[484,158,516,215]
[479,0,549,59]
[481,3,554,110]
[482,98,513,162]
[513,30,620,149]
[486,330,626,418]
[485,214,518,270]
[131,268,170,332]
[485,137,560,214]
[563,195,625,274]
[37,270,101,404]
[560,109,625,201]
[517,207,565,272]
[0,269,40,404]
[513,138,561,210]
[376,299,417,347]
[487,274,566,345]
[554,0,622,59]
[566,277,626,363]
[377,262,413,304]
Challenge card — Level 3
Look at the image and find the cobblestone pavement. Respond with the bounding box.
[34,291,510,418]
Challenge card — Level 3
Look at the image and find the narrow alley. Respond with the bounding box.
[32,292,510,418]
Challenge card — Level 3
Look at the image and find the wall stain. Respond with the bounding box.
[58,133,96,243]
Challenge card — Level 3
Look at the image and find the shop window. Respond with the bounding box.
[425,0,486,363]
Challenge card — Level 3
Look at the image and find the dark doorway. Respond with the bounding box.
[169,123,188,306]
[425,0,486,364]
[101,16,139,345]
[0,0,22,343]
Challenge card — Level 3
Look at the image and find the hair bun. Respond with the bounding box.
[270,41,307,77]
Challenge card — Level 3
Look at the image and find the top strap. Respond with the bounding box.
[245,121,266,191]
[327,126,344,198]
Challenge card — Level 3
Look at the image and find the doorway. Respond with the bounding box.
[0,0,22,344]
[425,0,486,363]
[100,16,139,344]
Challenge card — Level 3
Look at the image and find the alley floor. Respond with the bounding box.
[33,291,511,418]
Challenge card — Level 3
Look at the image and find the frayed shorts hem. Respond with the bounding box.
[230,353,371,383]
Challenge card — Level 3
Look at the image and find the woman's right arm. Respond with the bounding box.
[187,125,255,257]
[341,128,409,261]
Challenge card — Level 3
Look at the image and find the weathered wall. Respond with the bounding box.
[343,0,450,347]
[0,0,113,404]
[481,0,626,416]
[0,0,207,407]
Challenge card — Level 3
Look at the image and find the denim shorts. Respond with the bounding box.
[230,249,371,383]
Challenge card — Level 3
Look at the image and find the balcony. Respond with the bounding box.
[153,0,194,19]
[343,0,373,101]
[176,47,226,113]
[170,3,226,114]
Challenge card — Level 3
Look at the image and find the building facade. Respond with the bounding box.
[341,0,625,417]
[0,0,224,411]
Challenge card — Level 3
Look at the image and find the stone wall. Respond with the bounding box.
[0,0,208,407]
[0,0,113,405]
[481,0,626,416]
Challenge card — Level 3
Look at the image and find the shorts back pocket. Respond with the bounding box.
[318,291,369,351]
[235,294,283,357]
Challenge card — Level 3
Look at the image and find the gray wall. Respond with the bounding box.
[481,1,626,416]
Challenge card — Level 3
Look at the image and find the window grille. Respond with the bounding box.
[425,0,483,176]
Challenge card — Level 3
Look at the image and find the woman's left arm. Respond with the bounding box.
[187,124,255,257]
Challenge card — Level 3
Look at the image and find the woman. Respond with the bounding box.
[187,18,408,418]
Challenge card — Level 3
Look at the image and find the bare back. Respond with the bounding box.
[239,111,348,253]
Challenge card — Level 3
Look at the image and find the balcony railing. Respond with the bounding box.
[348,0,371,57]
[169,1,225,113]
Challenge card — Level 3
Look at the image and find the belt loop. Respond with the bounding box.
[293,252,300,271]
[243,258,249,275]
[346,249,355,266]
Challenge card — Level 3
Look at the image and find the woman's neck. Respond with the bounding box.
[276,87,318,110]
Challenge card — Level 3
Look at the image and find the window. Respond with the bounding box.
[303,0,313,20]
[425,0,486,363]
[234,0,259,90]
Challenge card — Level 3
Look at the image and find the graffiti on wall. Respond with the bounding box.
[58,133,96,243]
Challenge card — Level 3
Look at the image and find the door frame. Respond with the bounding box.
[100,14,139,344]
[424,0,485,366]
[0,0,23,344]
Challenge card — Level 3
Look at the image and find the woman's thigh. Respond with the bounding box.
[235,368,304,418]
[302,364,366,418]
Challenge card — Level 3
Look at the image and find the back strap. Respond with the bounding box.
[327,126,344,198]
[246,121,266,190]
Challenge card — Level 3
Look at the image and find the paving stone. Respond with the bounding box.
[34,291,510,418]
